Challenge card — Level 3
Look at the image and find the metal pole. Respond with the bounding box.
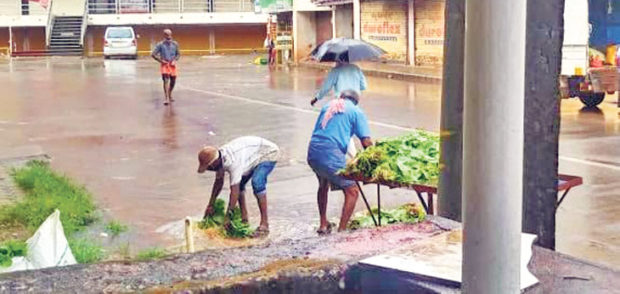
[331,6,336,38]
[377,184,381,226]
[438,0,464,221]
[8,26,12,56]
[462,0,526,293]
[356,182,378,227]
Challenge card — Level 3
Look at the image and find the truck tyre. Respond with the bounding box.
[578,92,605,108]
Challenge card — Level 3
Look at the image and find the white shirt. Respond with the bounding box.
[217,136,280,185]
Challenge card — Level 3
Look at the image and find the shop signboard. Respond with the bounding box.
[259,0,293,12]
[414,0,445,65]
[360,0,408,63]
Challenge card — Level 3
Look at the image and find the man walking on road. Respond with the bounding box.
[197,136,280,237]
[307,90,373,234]
[310,59,367,106]
[152,29,180,105]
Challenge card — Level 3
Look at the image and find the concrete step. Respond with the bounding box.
[50,43,81,47]
[48,48,83,52]
[52,26,82,30]
[51,35,80,40]
[49,47,82,50]
[50,36,81,40]
[50,43,81,46]
[53,22,82,26]
[52,32,80,36]
[47,52,83,56]
[50,40,81,43]
[53,25,81,28]
[52,26,82,32]
[54,17,82,21]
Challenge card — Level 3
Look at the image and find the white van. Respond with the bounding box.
[103,27,138,59]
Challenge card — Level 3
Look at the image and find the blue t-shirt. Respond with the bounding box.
[152,40,180,62]
[309,99,371,156]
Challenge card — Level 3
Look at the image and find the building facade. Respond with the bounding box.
[300,0,445,66]
[0,0,270,56]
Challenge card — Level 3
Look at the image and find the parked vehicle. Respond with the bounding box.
[103,27,138,59]
[559,0,618,108]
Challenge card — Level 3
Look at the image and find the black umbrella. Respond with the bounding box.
[310,38,386,62]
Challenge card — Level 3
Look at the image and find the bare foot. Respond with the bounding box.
[251,226,269,238]
[317,222,334,236]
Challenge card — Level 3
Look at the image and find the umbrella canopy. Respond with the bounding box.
[311,38,386,62]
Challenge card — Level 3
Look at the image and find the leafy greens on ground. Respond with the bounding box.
[0,240,28,268]
[348,203,426,230]
[341,130,440,186]
[198,199,255,238]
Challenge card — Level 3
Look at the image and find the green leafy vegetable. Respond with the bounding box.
[348,203,426,230]
[0,240,28,268]
[198,199,255,238]
[342,130,440,185]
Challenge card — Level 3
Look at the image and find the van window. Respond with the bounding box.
[107,29,133,39]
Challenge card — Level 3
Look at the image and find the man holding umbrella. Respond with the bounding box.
[311,56,367,106]
[309,38,385,106]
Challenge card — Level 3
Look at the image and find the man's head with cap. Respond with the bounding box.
[197,146,220,173]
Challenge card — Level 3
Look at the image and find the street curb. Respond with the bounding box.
[297,62,442,82]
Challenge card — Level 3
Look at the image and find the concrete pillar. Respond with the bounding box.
[407,0,415,65]
[209,28,215,54]
[353,0,360,39]
[438,0,464,221]
[522,0,564,250]
[334,4,354,39]
[462,0,526,293]
[87,31,93,56]
[293,11,317,63]
[293,10,299,62]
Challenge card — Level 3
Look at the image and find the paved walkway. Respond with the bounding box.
[299,60,442,81]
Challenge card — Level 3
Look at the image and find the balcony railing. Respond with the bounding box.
[87,0,254,14]
[0,2,49,16]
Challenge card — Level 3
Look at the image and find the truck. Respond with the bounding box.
[560,0,619,108]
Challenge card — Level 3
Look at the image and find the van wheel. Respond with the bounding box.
[578,92,605,108]
[132,55,138,60]
[104,55,110,60]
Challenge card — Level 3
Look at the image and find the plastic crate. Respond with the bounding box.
[589,66,619,93]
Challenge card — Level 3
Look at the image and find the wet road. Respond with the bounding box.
[0,56,618,269]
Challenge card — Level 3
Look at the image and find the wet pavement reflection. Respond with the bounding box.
[0,56,619,269]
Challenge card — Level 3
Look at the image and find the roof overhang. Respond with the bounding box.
[312,0,353,6]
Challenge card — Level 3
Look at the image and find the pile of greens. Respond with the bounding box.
[0,240,28,268]
[348,203,426,230]
[341,130,440,185]
[198,199,255,238]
